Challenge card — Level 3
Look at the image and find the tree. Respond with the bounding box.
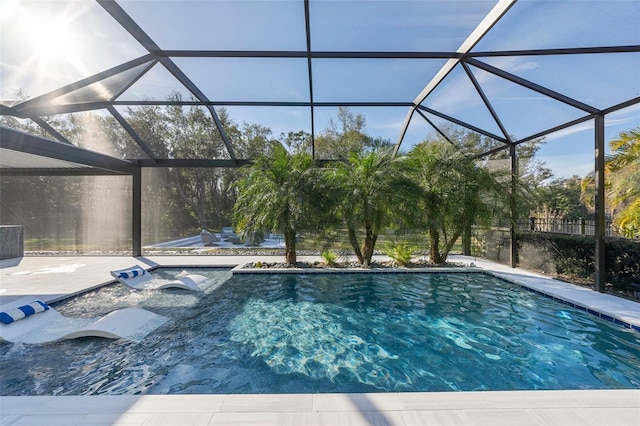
[233,145,319,265]
[314,107,393,159]
[123,102,204,237]
[408,141,507,265]
[607,127,640,237]
[280,130,312,155]
[122,97,278,233]
[531,175,590,220]
[237,123,278,158]
[581,127,640,238]
[436,126,551,223]
[329,150,418,267]
[213,120,275,228]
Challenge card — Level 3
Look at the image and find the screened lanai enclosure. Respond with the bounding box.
[1,0,639,291]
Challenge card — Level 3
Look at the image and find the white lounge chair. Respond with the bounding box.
[110,265,208,292]
[0,296,167,344]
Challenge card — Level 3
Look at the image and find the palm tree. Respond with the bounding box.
[581,127,640,238]
[408,141,507,265]
[233,145,318,265]
[330,150,418,267]
[607,128,640,237]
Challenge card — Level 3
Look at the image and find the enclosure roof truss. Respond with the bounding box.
[0,0,639,172]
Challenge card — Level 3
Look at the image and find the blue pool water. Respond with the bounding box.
[1,270,639,395]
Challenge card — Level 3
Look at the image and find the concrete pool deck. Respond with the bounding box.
[1,254,639,425]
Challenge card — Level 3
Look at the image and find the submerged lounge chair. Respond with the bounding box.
[111,265,208,292]
[0,296,167,344]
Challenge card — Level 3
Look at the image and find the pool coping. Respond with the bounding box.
[2,389,638,426]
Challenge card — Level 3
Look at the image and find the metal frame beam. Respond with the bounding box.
[415,105,508,144]
[303,0,316,157]
[393,0,517,154]
[602,96,640,115]
[594,115,606,292]
[465,58,601,114]
[110,60,158,101]
[134,158,337,168]
[473,143,510,159]
[462,62,513,143]
[132,167,142,256]
[143,45,640,60]
[135,159,252,168]
[97,0,237,161]
[469,45,640,58]
[6,101,418,117]
[29,117,73,145]
[10,55,155,117]
[10,102,116,117]
[113,101,416,108]
[0,126,136,175]
[514,114,596,146]
[414,109,456,147]
[107,106,158,160]
[510,144,518,268]
[160,50,460,59]
[0,168,127,177]
[15,94,634,134]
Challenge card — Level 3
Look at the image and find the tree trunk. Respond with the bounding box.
[442,228,463,263]
[462,222,472,255]
[347,225,364,264]
[361,225,377,267]
[429,228,443,265]
[174,171,206,228]
[196,195,207,230]
[284,228,297,265]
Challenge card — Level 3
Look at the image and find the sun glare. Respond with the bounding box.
[1,0,81,64]
[0,0,92,97]
[28,16,77,61]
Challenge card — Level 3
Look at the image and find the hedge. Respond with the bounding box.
[517,232,640,292]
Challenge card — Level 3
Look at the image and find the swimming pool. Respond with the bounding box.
[1,269,638,395]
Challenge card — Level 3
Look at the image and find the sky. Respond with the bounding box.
[1,0,639,180]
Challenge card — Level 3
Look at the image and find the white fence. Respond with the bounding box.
[519,217,619,237]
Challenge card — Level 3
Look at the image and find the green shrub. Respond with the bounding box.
[321,249,339,267]
[385,242,417,266]
[605,238,640,288]
[517,232,640,292]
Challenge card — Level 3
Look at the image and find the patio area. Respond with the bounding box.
[2,0,639,422]
[2,389,638,426]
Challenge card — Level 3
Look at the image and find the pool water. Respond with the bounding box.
[1,270,639,395]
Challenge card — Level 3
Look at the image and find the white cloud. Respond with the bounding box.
[544,121,594,143]
[543,107,640,144]
[487,57,540,75]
